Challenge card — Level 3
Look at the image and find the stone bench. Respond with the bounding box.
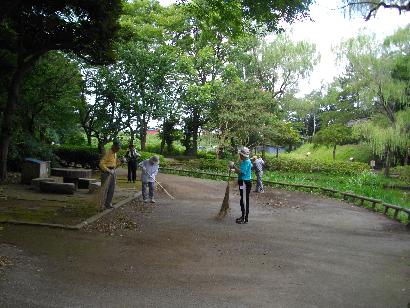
[31,177,56,190]
[39,181,75,195]
[78,178,98,189]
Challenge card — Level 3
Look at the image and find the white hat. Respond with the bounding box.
[150,155,159,164]
[238,147,250,158]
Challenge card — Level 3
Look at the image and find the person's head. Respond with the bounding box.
[149,155,159,165]
[238,147,250,160]
[112,139,121,153]
[129,143,135,149]
[251,155,258,162]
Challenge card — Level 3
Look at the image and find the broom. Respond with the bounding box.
[216,170,232,219]
[142,167,175,200]
[93,173,113,210]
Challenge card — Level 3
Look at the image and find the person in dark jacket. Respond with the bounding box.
[125,143,140,183]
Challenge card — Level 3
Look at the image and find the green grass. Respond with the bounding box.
[285,143,373,163]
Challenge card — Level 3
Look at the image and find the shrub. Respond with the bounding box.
[8,138,59,171]
[53,145,167,169]
[390,165,410,183]
[53,145,101,169]
[265,156,369,176]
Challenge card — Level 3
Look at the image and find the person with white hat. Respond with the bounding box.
[229,146,252,224]
[251,155,265,193]
[139,155,160,203]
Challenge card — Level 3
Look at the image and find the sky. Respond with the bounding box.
[158,0,409,97]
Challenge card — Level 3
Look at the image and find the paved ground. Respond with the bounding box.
[0,173,409,308]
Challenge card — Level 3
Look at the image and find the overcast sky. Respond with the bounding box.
[158,0,409,96]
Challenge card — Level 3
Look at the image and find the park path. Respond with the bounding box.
[1,173,409,307]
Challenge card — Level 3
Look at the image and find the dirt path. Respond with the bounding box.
[1,173,409,307]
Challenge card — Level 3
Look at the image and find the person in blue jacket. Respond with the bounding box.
[229,147,252,224]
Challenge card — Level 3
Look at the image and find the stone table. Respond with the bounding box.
[51,168,92,189]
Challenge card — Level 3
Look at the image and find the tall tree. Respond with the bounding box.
[0,0,122,180]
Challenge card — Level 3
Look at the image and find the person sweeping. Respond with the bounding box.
[139,155,160,203]
[230,147,252,224]
[251,155,265,193]
[99,139,122,210]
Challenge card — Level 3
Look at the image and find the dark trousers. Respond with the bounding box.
[128,160,137,182]
[238,180,252,219]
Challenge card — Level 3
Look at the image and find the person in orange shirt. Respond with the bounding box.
[99,140,122,209]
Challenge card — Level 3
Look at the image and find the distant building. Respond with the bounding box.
[147,128,159,135]
[255,145,286,154]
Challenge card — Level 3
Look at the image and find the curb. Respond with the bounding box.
[0,192,142,230]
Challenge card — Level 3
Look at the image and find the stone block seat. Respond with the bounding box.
[31,177,56,190]
[39,181,75,195]
[89,182,101,194]
[78,178,98,189]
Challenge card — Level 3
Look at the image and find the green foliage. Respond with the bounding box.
[391,165,410,183]
[286,143,373,163]
[53,145,101,169]
[53,145,166,169]
[264,156,369,176]
[8,137,59,171]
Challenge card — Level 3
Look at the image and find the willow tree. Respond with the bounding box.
[337,27,409,172]
[354,109,410,176]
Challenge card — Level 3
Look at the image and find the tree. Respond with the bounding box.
[354,109,410,175]
[340,1,410,20]
[252,34,320,101]
[313,124,355,160]
[208,80,273,158]
[18,52,83,143]
[0,0,122,180]
[336,27,410,171]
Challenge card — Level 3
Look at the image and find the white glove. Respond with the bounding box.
[228,161,235,168]
[108,169,115,175]
[121,157,127,163]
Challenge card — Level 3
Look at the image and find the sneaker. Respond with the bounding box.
[235,216,244,223]
[143,199,149,203]
[236,218,247,224]
[105,204,114,209]
[150,199,156,203]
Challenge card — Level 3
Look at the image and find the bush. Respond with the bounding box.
[391,165,410,183]
[265,156,369,176]
[8,138,59,171]
[53,145,101,169]
[53,145,167,170]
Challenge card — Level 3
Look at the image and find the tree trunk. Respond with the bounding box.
[86,133,92,146]
[276,147,279,158]
[333,144,336,160]
[262,144,266,160]
[0,69,25,180]
[0,54,41,181]
[160,138,165,155]
[98,142,106,155]
[384,148,391,177]
[140,123,147,151]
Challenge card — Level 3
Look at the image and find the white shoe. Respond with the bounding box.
[150,199,156,203]
[143,199,149,203]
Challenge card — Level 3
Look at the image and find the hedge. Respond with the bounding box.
[53,145,165,170]
[168,156,369,176]
[264,156,369,176]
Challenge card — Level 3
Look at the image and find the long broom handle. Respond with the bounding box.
[142,167,175,200]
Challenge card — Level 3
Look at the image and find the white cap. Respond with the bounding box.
[238,147,250,158]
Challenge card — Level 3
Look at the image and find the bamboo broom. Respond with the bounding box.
[93,173,113,210]
[216,170,232,219]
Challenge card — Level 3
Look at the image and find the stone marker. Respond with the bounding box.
[39,181,75,195]
[21,158,50,184]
